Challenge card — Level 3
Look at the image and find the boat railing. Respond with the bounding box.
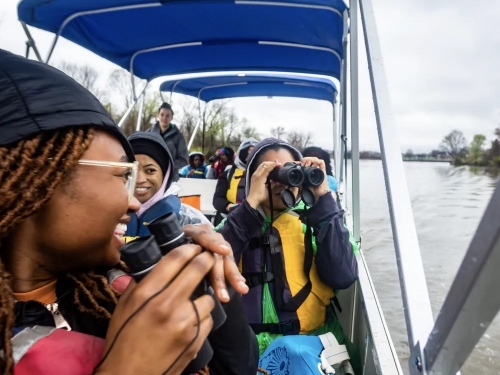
[357,0,500,373]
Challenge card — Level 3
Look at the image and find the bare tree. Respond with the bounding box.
[57,62,104,101]
[440,130,467,165]
[107,69,147,111]
[176,98,256,155]
[286,130,312,151]
[271,126,286,140]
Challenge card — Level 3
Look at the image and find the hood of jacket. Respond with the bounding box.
[234,137,259,170]
[245,138,302,197]
[188,151,205,168]
[0,49,134,160]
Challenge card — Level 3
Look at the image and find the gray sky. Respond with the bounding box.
[1,0,499,153]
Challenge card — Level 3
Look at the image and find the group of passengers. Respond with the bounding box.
[0,49,359,375]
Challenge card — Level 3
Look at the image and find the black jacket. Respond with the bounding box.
[212,168,232,214]
[14,275,259,375]
[147,122,189,172]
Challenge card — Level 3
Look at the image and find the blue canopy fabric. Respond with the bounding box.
[18,0,348,81]
[159,75,337,104]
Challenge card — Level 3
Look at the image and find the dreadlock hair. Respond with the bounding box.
[0,127,123,374]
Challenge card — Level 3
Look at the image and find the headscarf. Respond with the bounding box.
[128,132,174,217]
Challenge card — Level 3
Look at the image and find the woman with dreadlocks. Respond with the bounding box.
[0,49,249,375]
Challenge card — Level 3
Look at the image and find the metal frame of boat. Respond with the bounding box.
[18,1,500,374]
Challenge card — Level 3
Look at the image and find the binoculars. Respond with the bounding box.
[268,162,325,207]
[120,212,227,375]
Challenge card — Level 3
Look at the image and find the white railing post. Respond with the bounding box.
[118,83,149,128]
[358,0,435,374]
[135,92,146,132]
[349,0,361,243]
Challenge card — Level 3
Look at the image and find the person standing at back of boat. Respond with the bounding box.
[212,138,258,225]
[215,138,359,365]
[146,102,189,179]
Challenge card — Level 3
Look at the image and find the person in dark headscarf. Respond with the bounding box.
[302,146,339,192]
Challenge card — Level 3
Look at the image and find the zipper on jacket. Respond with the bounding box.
[46,302,72,331]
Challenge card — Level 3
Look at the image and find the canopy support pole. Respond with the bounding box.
[358,1,435,374]
[337,10,348,190]
[424,177,500,374]
[187,97,203,151]
[349,0,361,243]
[135,91,146,132]
[20,22,43,63]
[118,82,148,128]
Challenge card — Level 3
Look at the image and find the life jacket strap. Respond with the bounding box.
[242,271,275,288]
[250,319,301,335]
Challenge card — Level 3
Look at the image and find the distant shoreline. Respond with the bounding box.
[402,159,450,163]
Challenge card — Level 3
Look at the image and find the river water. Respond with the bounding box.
[354,160,499,374]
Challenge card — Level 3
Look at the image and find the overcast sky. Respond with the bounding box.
[1,0,499,153]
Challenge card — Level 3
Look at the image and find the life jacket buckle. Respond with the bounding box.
[281,319,301,335]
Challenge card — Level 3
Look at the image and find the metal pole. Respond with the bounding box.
[349,0,361,243]
[135,92,146,132]
[20,22,43,63]
[339,10,349,187]
[424,177,500,374]
[187,97,203,151]
[358,1,435,374]
[118,83,148,128]
[332,98,339,175]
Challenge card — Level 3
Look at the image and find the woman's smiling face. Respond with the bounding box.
[134,154,164,203]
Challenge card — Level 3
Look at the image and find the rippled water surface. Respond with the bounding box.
[354,160,499,374]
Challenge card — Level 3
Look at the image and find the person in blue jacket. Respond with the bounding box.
[179,151,208,178]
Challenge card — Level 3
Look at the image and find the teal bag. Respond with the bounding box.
[258,332,354,375]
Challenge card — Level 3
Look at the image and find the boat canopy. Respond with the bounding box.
[18,0,348,81]
[159,74,338,104]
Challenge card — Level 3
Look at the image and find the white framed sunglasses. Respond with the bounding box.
[78,159,139,202]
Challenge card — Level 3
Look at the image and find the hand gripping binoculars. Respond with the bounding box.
[268,162,325,207]
[120,212,227,375]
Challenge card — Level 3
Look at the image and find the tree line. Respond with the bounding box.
[57,62,313,158]
[438,129,500,167]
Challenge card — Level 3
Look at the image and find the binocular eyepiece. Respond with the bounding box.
[267,162,325,207]
[268,162,324,188]
[120,212,227,375]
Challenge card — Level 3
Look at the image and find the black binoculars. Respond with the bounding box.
[120,212,227,375]
[268,162,324,187]
[268,162,325,207]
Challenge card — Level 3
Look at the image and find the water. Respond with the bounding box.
[356,160,499,374]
